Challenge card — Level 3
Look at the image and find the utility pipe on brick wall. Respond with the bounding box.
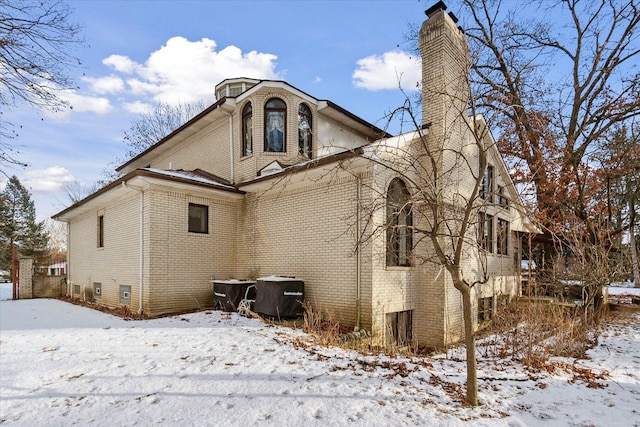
[122,181,144,314]
[223,111,234,183]
[355,174,362,331]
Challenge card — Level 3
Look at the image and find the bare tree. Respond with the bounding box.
[43,218,66,253]
[0,0,83,171]
[340,9,539,405]
[598,125,640,284]
[460,0,640,249]
[61,180,100,205]
[122,100,208,160]
[352,103,494,406]
[61,100,208,204]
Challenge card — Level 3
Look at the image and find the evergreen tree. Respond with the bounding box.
[0,176,49,273]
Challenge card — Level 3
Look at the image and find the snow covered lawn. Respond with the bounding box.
[1,284,639,426]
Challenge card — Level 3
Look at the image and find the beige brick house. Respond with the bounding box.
[54,3,537,348]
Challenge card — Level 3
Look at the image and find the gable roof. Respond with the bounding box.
[116,79,391,174]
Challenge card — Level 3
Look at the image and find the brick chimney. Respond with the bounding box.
[419,1,470,145]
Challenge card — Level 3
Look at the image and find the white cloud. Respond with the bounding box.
[55,90,113,117]
[101,37,280,105]
[103,54,139,74]
[83,75,125,94]
[352,51,421,91]
[124,100,152,114]
[22,166,75,194]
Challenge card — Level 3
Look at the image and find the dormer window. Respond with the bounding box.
[298,103,312,158]
[264,98,286,152]
[242,102,253,156]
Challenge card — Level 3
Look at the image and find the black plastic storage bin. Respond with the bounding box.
[254,276,304,318]
[212,280,256,312]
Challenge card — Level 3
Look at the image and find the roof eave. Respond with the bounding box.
[52,169,245,222]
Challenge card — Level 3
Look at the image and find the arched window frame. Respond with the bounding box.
[242,102,253,156]
[386,178,413,267]
[264,97,286,153]
[298,103,312,158]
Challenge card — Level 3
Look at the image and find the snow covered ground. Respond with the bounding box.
[1,282,639,426]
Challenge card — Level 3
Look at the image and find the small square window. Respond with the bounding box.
[188,203,209,234]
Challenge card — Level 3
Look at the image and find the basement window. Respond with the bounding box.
[478,297,494,324]
[386,310,413,347]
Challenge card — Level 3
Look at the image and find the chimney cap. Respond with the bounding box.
[425,1,447,17]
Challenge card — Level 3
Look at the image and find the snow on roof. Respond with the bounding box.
[142,168,237,190]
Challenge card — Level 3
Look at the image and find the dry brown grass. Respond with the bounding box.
[477,299,603,371]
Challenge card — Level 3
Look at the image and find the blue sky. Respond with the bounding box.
[4,0,435,221]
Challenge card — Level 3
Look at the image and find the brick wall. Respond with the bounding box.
[68,194,141,309]
[144,189,239,316]
[237,170,370,327]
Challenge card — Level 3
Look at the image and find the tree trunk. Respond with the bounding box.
[456,279,479,406]
[12,243,18,300]
[630,200,640,286]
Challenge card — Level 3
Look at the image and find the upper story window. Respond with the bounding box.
[478,212,494,253]
[497,218,509,255]
[264,98,286,152]
[497,185,510,209]
[188,203,209,234]
[298,103,312,158]
[242,102,253,156]
[481,165,494,202]
[386,178,413,267]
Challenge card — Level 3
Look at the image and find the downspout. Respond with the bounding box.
[65,219,71,296]
[355,174,362,331]
[122,181,144,314]
[223,111,234,183]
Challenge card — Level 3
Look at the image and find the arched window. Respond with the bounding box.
[298,103,312,158]
[386,178,412,267]
[242,102,253,156]
[264,98,286,152]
